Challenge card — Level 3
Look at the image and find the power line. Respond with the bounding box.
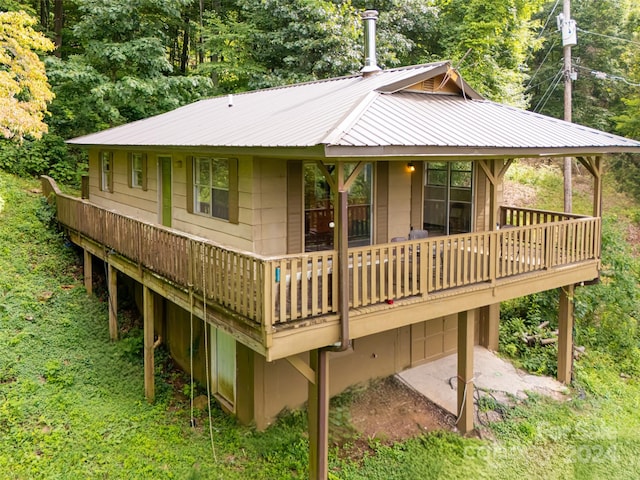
[577,27,640,47]
[526,66,563,92]
[573,64,640,87]
[533,67,564,113]
[537,0,562,39]
[527,39,558,88]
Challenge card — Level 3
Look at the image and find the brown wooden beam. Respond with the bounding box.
[337,189,350,349]
[478,160,496,185]
[342,161,364,191]
[315,161,336,192]
[592,156,603,219]
[576,156,603,218]
[457,309,475,434]
[144,285,155,402]
[480,304,499,351]
[107,262,118,340]
[286,355,315,384]
[83,249,93,296]
[558,284,575,384]
[497,158,514,180]
[308,349,329,480]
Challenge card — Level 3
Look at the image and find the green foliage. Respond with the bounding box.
[528,0,639,130]
[199,0,362,91]
[573,216,640,377]
[500,291,559,376]
[44,0,215,137]
[500,215,640,378]
[0,134,86,186]
[433,0,545,106]
[611,154,640,203]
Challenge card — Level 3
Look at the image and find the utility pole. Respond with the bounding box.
[561,0,576,213]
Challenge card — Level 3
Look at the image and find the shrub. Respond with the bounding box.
[0,135,87,187]
[500,217,640,378]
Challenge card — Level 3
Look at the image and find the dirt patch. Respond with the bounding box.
[331,376,454,457]
[503,179,537,209]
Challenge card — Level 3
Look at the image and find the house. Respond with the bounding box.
[41,11,640,479]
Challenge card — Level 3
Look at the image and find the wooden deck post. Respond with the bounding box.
[107,263,118,340]
[83,249,93,296]
[480,304,499,351]
[558,284,575,384]
[143,285,155,402]
[308,348,329,480]
[457,309,475,435]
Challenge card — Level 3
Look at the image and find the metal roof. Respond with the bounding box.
[68,61,640,158]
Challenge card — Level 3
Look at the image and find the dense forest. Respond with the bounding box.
[1,0,640,186]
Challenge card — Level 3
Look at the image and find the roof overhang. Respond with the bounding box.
[323,144,640,160]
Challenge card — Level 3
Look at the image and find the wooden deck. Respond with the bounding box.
[42,177,601,360]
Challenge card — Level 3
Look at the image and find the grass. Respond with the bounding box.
[1,169,640,479]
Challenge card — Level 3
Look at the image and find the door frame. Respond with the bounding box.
[158,155,172,227]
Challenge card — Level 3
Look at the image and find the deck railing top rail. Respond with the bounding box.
[500,205,590,227]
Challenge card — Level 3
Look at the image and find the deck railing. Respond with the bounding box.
[42,177,601,331]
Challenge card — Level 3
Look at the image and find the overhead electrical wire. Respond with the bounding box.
[577,27,640,47]
[524,1,561,88]
[526,67,564,92]
[573,64,640,87]
[533,67,564,113]
[537,0,561,39]
[527,39,558,88]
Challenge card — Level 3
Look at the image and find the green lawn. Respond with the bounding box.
[1,170,639,479]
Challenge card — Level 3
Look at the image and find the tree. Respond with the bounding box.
[45,0,214,137]
[197,0,362,91]
[434,0,546,107]
[0,10,54,141]
[528,0,637,130]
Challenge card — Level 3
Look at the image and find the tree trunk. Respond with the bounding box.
[198,0,205,65]
[40,0,49,29]
[54,0,63,58]
[180,16,190,75]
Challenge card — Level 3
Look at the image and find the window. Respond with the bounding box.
[304,162,372,251]
[194,157,230,220]
[128,152,147,190]
[423,161,473,236]
[100,151,113,192]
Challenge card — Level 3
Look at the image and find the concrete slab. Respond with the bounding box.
[397,346,569,416]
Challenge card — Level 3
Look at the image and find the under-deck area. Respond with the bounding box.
[42,176,600,361]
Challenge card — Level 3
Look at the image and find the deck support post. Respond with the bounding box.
[457,309,475,435]
[107,263,118,340]
[83,249,93,296]
[480,304,499,351]
[143,285,155,402]
[337,188,350,349]
[558,284,575,384]
[308,348,329,480]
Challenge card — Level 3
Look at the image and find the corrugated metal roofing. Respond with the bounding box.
[68,61,640,157]
[335,93,639,149]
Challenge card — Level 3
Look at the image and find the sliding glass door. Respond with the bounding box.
[304,162,372,251]
[423,161,473,236]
